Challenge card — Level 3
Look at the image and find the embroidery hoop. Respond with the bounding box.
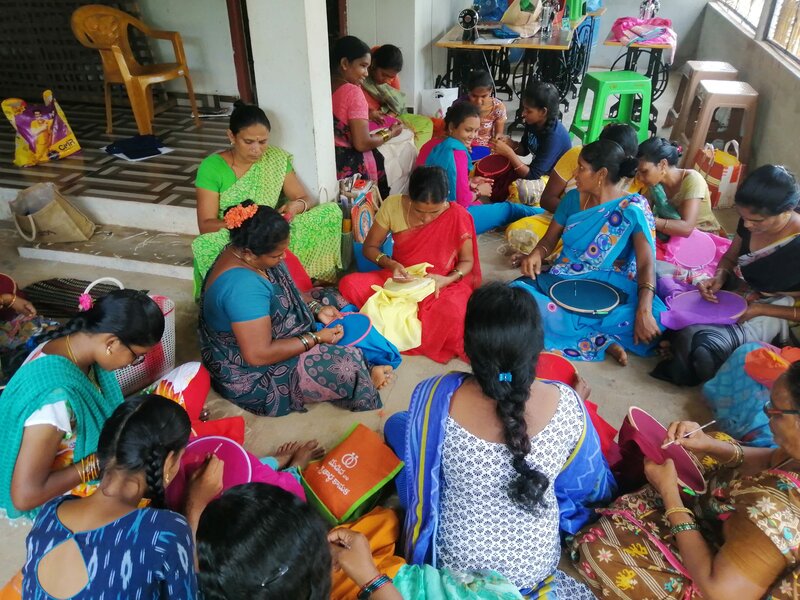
[668,289,748,322]
[325,312,373,347]
[549,279,620,315]
[673,229,717,269]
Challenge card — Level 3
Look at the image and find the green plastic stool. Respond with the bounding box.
[569,71,652,144]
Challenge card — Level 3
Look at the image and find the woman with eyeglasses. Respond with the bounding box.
[571,361,800,600]
[0,290,170,520]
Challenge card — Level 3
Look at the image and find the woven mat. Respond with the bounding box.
[21,278,149,320]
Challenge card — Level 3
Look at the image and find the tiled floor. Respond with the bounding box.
[0,104,229,208]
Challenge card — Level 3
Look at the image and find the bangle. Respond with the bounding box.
[665,507,694,519]
[1,292,16,309]
[358,574,392,599]
[380,130,391,143]
[535,243,550,258]
[296,198,308,213]
[722,440,744,468]
[513,161,526,172]
[309,331,321,346]
[75,461,86,485]
[670,521,699,536]
[298,334,310,351]
[307,300,323,316]
[450,268,464,282]
[794,306,798,321]
[638,282,656,294]
[375,252,387,265]
[663,219,670,233]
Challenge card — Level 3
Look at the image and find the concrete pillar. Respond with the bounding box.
[246,0,337,200]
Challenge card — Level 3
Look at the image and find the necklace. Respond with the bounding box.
[231,250,270,279]
[65,334,79,365]
[65,335,100,390]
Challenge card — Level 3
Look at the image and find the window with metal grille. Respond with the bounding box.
[768,0,800,60]
[717,0,765,28]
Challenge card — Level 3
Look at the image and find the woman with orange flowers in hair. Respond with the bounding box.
[199,201,387,417]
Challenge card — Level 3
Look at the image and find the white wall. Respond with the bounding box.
[696,4,800,174]
[247,0,338,199]
[138,0,239,96]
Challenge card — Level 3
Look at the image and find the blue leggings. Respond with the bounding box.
[467,202,544,235]
[384,411,409,509]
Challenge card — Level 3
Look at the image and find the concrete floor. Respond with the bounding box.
[0,68,724,582]
[0,218,711,581]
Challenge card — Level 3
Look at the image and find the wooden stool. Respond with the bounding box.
[666,61,738,137]
[678,80,758,168]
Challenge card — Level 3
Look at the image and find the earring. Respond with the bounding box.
[106,346,112,355]
[165,473,170,485]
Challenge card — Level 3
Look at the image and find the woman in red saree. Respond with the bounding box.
[339,166,481,363]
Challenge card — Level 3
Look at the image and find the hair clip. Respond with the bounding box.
[498,372,512,383]
[78,293,94,312]
[260,564,289,588]
[224,203,259,229]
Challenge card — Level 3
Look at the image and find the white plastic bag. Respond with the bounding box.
[419,88,459,119]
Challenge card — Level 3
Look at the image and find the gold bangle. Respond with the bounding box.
[638,282,656,294]
[535,244,550,258]
[722,441,744,468]
[309,331,321,346]
[380,130,391,143]
[75,461,86,485]
[298,334,310,351]
[665,507,694,519]
[375,252,387,265]
[451,268,464,282]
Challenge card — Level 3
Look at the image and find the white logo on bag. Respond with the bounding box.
[341,452,359,469]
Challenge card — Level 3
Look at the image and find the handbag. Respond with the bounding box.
[10,183,95,243]
[81,278,176,396]
[692,141,744,209]
[302,423,404,524]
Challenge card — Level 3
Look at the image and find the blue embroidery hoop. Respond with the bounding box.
[548,279,620,315]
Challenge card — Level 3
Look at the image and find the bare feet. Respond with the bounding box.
[290,440,326,470]
[657,340,673,360]
[573,374,591,400]
[371,365,394,390]
[273,441,301,470]
[510,252,525,269]
[607,343,628,366]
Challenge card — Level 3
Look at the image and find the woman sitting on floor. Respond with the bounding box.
[637,137,730,283]
[193,101,342,294]
[0,290,167,520]
[384,283,613,597]
[572,362,800,600]
[514,139,665,365]
[654,165,800,385]
[198,482,527,599]
[506,123,642,263]
[331,36,402,197]
[199,201,386,417]
[17,394,221,599]
[338,166,481,364]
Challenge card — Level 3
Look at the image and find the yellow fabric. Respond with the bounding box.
[330,507,406,600]
[505,213,563,258]
[361,263,435,351]
[553,146,581,193]
[644,169,720,232]
[374,194,409,233]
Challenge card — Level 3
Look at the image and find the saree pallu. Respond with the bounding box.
[400,373,616,567]
[339,204,481,364]
[192,146,342,290]
[653,234,800,385]
[511,194,666,361]
[571,467,800,600]
[423,136,473,205]
[199,263,381,417]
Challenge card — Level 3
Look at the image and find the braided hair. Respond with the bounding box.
[197,483,331,599]
[463,282,549,511]
[97,394,191,508]
[38,289,164,347]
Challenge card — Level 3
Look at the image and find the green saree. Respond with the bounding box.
[192,146,342,296]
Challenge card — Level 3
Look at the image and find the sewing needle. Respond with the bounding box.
[661,420,717,449]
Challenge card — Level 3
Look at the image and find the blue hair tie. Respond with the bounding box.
[498,372,512,382]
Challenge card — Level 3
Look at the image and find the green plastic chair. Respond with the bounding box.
[569,71,652,144]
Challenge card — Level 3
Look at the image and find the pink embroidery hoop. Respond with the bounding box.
[673,230,717,269]
[325,312,373,347]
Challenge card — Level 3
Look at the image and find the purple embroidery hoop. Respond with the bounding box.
[668,289,748,323]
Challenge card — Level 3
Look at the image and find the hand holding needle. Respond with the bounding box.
[661,420,717,449]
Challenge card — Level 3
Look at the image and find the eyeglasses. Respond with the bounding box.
[122,342,146,366]
[763,400,800,418]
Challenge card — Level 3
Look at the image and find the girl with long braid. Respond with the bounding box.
[384,283,615,596]
[0,290,167,519]
[20,394,221,599]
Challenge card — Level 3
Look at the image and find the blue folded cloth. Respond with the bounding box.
[493,25,520,39]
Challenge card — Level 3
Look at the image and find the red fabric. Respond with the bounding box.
[284,250,313,292]
[339,204,481,363]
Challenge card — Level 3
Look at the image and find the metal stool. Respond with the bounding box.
[666,61,738,137]
[678,79,758,168]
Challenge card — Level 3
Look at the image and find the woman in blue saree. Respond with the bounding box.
[384,283,613,598]
[515,139,665,365]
